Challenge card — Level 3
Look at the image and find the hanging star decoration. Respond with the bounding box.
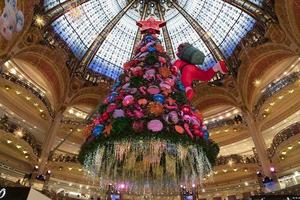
[136,16,166,34]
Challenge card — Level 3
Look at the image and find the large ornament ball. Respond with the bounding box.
[122,95,134,106]
[155,44,164,53]
[148,46,156,53]
[159,66,171,78]
[145,35,153,42]
[147,85,160,95]
[182,105,192,114]
[169,111,179,124]
[147,119,163,132]
[153,94,165,104]
[113,109,125,118]
[101,112,110,121]
[133,121,144,132]
[138,98,148,106]
[194,129,203,137]
[108,92,118,103]
[175,125,184,134]
[148,102,164,116]
[107,103,117,113]
[92,124,104,137]
[203,130,210,140]
[176,79,185,91]
[131,66,143,77]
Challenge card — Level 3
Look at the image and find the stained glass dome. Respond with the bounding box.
[43,0,267,80]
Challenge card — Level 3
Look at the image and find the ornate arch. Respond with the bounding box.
[237,43,296,108]
[12,45,70,110]
[275,0,300,46]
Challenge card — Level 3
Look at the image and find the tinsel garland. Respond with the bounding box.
[78,130,219,166]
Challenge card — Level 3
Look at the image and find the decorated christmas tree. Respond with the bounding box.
[78,17,228,193]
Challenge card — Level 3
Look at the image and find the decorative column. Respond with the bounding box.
[241,107,272,177]
[38,106,66,173]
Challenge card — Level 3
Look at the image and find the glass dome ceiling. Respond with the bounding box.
[44,0,265,80]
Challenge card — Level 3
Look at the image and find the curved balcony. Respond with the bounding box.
[0,114,41,157]
[49,152,78,164]
[254,72,300,116]
[267,122,300,158]
[0,71,54,117]
[215,154,258,166]
[61,118,86,126]
[206,115,244,130]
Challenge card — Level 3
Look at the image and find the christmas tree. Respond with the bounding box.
[78,17,222,193]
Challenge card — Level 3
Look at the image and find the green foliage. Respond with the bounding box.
[145,53,158,65]
[111,117,133,135]
[171,91,188,104]
[130,76,146,88]
[78,128,220,166]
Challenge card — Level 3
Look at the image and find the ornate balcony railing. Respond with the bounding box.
[215,154,258,166]
[206,115,244,130]
[49,152,78,163]
[61,118,87,126]
[254,72,300,116]
[267,122,300,158]
[0,71,55,118]
[0,114,42,157]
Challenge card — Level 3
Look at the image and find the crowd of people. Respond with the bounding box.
[0,71,54,117]
[206,114,244,130]
[216,154,258,166]
[254,72,300,115]
[0,114,41,156]
[50,153,78,163]
[267,122,300,157]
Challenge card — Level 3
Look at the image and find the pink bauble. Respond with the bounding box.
[182,105,192,114]
[134,110,144,119]
[122,95,134,106]
[147,86,160,94]
[107,103,117,113]
[159,82,171,89]
[113,109,125,118]
[131,66,143,76]
[169,111,179,124]
[147,120,163,132]
[133,121,144,132]
[165,78,175,86]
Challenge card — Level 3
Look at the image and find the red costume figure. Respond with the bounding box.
[172,58,228,100]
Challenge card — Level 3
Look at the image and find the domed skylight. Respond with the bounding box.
[44,0,266,79]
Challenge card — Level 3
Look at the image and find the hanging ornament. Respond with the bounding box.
[148,46,156,53]
[113,109,125,118]
[138,98,148,106]
[203,129,210,140]
[182,105,192,115]
[147,119,163,132]
[131,66,143,77]
[103,123,112,136]
[107,103,117,113]
[101,112,110,121]
[133,121,144,132]
[144,68,156,80]
[155,44,164,53]
[153,94,165,104]
[175,125,184,134]
[164,111,179,124]
[108,92,118,103]
[92,124,104,137]
[148,102,164,116]
[176,79,186,92]
[122,95,134,106]
[158,66,171,78]
[147,85,160,95]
